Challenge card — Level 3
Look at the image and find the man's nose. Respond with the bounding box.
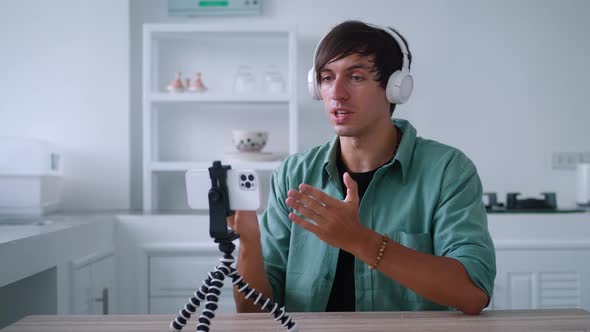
[330,76,350,101]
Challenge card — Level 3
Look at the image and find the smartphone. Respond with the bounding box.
[185,169,261,211]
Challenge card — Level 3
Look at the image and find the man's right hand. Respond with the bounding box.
[227,210,261,245]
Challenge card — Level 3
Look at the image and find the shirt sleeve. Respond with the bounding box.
[432,152,496,301]
[259,166,292,306]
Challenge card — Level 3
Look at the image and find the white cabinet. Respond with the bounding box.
[487,213,590,310]
[71,251,115,315]
[115,213,590,314]
[489,243,590,310]
[148,250,237,314]
[142,23,298,212]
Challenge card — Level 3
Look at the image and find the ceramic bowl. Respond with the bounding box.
[232,130,269,153]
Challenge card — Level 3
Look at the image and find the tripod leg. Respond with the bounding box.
[196,265,230,331]
[169,268,216,332]
[171,240,298,331]
[229,267,298,332]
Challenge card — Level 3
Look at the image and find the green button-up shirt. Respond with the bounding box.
[259,119,496,312]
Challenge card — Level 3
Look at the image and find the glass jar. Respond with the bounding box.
[233,65,257,94]
[262,65,285,94]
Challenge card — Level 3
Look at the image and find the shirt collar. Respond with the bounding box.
[391,118,417,184]
[323,118,417,185]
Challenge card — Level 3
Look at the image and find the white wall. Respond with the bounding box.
[131,0,590,209]
[0,0,130,211]
[2,1,586,211]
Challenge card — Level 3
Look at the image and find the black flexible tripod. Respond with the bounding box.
[170,161,298,332]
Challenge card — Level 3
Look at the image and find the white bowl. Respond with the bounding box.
[232,130,268,153]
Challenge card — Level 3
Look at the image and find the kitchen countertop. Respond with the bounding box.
[487,208,585,213]
[1,211,590,322]
[1,210,589,288]
[0,213,116,288]
[3,309,590,331]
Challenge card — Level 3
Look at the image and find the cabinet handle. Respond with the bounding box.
[94,288,109,315]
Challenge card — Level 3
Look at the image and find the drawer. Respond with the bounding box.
[149,252,237,297]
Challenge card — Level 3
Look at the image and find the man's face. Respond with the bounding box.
[318,53,390,138]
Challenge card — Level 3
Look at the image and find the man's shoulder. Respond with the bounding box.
[412,137,475,172]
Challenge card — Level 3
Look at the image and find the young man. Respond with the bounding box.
[228,20,495,315]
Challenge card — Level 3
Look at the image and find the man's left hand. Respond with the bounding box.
[285,172,365,252]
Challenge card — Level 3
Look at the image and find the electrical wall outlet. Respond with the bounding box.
[552,152,590,170]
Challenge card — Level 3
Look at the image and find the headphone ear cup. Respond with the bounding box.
[307,68,322,100]
[386,70,413,104]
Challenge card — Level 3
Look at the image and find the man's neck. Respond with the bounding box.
[339,121,399,173]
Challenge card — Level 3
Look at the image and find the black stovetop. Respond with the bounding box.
[482,192,584,213]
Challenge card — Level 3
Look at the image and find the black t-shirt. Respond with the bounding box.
[325,156,379,312]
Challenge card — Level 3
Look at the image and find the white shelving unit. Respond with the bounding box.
[142,23,298,212]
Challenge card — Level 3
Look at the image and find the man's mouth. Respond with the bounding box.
[331,108,352,123]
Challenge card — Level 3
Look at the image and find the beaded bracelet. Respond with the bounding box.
[369,234,389,270]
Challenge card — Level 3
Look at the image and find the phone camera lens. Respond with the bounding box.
[241,174,247,181]
[248,174,254,181]
[245,181,251,189]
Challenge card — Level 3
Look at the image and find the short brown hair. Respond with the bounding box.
[315,20,412,114]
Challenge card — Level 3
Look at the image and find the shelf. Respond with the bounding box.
[148,93,290,103]
[151,161,282,172]
[143,23,298,212]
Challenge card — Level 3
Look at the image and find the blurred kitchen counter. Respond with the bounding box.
[0,213,118,288]
[2,210,589,289]
[1,210,589,318]
[487,211,590,243]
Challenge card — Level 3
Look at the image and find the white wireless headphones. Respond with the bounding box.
[307,23,413,104]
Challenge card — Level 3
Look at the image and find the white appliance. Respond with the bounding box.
[168,0,261,17]
[577,163,590,208]
[0,137,64,217]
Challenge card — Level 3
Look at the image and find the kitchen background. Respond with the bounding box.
[1,0,590,212]
[2,0,590,327]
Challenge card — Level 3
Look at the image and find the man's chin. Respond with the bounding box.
[333,126,354,137]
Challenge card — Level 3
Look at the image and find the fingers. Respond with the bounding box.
[228,210,257,229]
[343,172,359,205]
[288,212,321,234]
[226,214,236,229]
[298,183,337,206]
[286,196,325,224]
[286,189,326,215]
[236,210,258,219]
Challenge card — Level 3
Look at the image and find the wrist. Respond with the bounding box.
[348,227,382,263]
[368,233,389,270]
[355,228,383,266]
[238,233,261,248]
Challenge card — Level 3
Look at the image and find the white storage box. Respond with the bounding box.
[0,137,64,216]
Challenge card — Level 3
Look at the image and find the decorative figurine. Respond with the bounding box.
[167,72,185,93]
[187,72,207,92]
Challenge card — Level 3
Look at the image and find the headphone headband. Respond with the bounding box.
[365,23,410,74]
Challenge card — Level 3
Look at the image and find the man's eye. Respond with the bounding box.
[321,76,333,82]
[351,75,364,81]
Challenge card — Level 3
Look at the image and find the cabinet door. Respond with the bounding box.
[71,253,115,314]
[149,253,237,314]
[491,247,590,310]
[71,265,92,314]
[90,255,115,315]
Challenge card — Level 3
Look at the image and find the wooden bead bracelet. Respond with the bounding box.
[369,234,389,270]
